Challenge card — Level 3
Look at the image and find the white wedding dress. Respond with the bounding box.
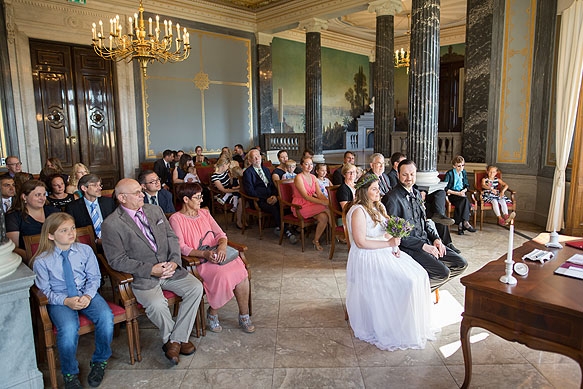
[346,205,438,351]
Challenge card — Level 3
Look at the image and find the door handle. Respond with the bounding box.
[69,136,77,145]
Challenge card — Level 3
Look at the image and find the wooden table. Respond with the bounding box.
[460,238,583,388]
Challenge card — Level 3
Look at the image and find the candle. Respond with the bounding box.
[128,17,133,35]
[507,222,514,262]
[109,35,112,50]
[110,19,113,34]
[156,15,160,32]
[176,23,180,40]
[92,23,96,40]
[148,17,152,36]
[164,20,168,37]
[134,13,138,30]
[99,20,103,37]
[169,21,173,37]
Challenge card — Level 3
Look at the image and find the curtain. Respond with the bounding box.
[546,0,583,232]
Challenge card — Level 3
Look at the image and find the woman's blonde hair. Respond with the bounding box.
[347,172,388,226]
[68,163,90,188]
[30,212,76,265]
[214,156,230,171]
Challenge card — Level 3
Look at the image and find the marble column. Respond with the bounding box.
[462,0,494,163]
[256,33,274,148]
[369,0,402,158]
[299,18,327,160]
[408,0,441,185]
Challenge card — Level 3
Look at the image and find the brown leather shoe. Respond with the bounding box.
[163,341,180,365]
[163,340,196,356]
[179,341,196,356]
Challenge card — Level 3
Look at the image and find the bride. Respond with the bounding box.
[345,172,438,351]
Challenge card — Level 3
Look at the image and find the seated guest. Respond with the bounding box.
[292,156,331,251]
[39,157,68,184]
[47,174,75,211]
[139,170,176,214]
[332,151,355,185]
[346,172,437,351]
[295,149,315,174]
[6,180,59,258]
[211,157,242,229]
[337,163,357,210]
[443,155,476,235]
[66,163,90,197]
[194,145,209,166]
[271,150,288,182]
[153,149,174,191]
[1,176,16,213]
[315,163,331,199]
[169,183,254,333]
[383,159,468,290]
[232,144,246,166]
[172,153,193,184]
[101,179,204,365]
[243,149,297,243]
[174,150,184,167]
[2,155,34,180]
[65,174,115,241]
[387,152,405,189]
[282,159,297,180]
[32,213,113,388]
[481,165,516,226]
[368,153,391,197]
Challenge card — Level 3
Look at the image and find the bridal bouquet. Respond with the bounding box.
[385,215,414,238]
[385,216,414,253]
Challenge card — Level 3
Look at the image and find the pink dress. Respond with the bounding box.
[169,209,248,309]
[291,174,327,218]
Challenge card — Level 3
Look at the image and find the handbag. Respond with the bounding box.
[197,230,239,266]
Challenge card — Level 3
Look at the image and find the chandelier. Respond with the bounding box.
[91,0,190,77]
[394,48,410,70]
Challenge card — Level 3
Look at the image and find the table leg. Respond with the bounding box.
[460,318,472,389]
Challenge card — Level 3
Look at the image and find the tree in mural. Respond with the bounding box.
[323,121,345,149]
[345,66,369,120]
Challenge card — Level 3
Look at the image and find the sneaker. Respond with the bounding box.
[88,361,107,387]
[64,374,82,389]
[206,308,222,333]
[238,314,256,333]
[216,197,226,205]
[286,230,298,244]
[273,227,281,236]
[498,218,506,226]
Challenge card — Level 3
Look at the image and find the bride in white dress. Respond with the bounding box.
[346,173,438,351]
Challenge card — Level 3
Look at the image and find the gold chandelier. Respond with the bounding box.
[91,0,190,77]
[394,48,410,70]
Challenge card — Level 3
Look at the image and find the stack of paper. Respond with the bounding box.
[554,254,583,280]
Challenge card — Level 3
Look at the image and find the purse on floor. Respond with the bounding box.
[197,230,239,265]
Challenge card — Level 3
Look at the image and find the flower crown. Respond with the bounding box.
[354,173,378,190]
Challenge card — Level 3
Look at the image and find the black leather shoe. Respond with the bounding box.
[457,223,464,235]
[431,214,455,226]
[464,223,476,233]
[446,243,461,254]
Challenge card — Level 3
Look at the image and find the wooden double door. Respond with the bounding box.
[30,40,120,189]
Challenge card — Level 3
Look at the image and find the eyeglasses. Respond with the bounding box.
[146,178,161,185]
[191,194,203,200]
[87,183,103,188]
[6,162,22,166]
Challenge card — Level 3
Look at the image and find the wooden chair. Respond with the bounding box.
[23,228,139,389]
[474,170,517,230]
[181,240,252,337]
[239,184,272,239]
[275,180,318,252]
[326,185,348,260]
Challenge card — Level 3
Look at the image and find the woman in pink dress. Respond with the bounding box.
[169,182,254,334]
[292,156,331,251]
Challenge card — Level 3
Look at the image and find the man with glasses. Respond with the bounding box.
[101,178,203,365]
[2,156,33,180]
[65,174,115,241]
[138,170,175,214]
[332,151,355,185]
[368,153,392,197]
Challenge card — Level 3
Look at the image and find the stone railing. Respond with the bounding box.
[391,131,462,169]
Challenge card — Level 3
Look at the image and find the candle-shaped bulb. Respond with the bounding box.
[149,17,152,36]
[176,23,180,40]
